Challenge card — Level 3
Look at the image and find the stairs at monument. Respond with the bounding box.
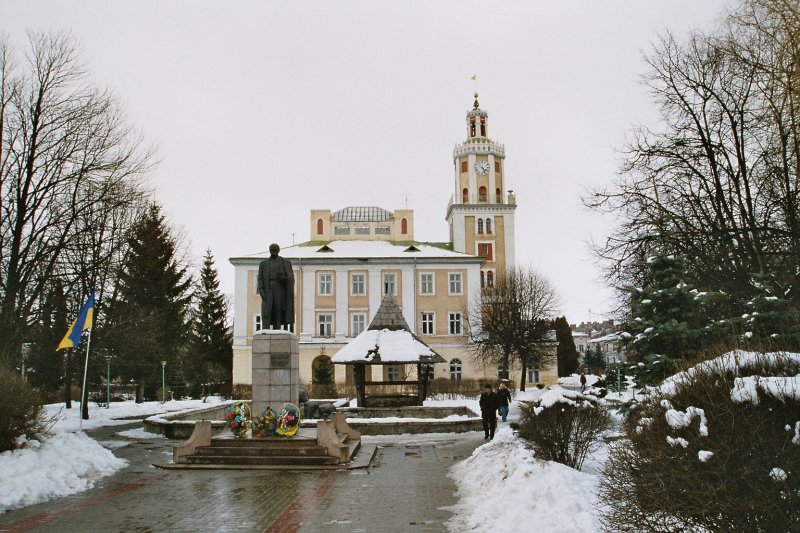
[181,435,359,467]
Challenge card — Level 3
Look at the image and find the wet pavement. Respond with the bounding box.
[0,422,483,533]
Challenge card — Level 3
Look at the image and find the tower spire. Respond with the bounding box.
[471,74,479,109]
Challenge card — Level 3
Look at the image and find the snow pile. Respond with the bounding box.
[558,374,600,388]
[731,375,800,405]
[665,406,708,436]
[769,467,787,482]
[447,427,599,533]
[659,350,800,397]
[331,328,438,363]
[0,432,127,512]
[115,428,166,439]
[530,386,604,415]
[698,450,714,462]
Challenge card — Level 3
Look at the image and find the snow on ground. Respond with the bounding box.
[446,427,600,533]
[558,374,601,388]
[0,432,127,512]
[45,397,225,433]
[115,428,166,439]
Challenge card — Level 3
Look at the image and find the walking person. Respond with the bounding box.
[479,383,500,440]
[497,381,512,422]
[579,372,587,392]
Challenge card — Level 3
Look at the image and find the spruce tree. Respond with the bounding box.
[108,204,192,402]
[584,344,606,373]
[188,249,233,393]
[553,316,580,376]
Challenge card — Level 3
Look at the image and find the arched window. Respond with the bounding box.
[478,186,487,202]
[487,270,494,287]
[485,218,492,234]
[496,188,502,203]
[480,271,486,288]
[470,118,476,137]
[316,218,324,235]
[449,358,463,380]
[462,188,469,203]
[480,117,486,137]
[477,218,484,234]
[401,218,408,235]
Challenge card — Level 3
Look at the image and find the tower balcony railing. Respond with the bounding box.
[447,192,518,210]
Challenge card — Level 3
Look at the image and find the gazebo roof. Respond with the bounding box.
[332,293,445,365]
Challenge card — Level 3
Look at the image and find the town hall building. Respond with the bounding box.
[230,94,557,387]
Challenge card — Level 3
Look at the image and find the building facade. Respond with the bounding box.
[230,95,557,387]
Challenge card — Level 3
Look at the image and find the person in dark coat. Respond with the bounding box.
[579,373,587,392]
[497,382,512,422]
[479,383,500,440]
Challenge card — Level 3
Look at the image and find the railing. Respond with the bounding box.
[447,193,518,210]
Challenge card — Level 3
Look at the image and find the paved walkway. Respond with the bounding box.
[0,423,483,533]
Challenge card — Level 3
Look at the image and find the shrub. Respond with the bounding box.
[518,388,611,470]
[0,366,48,452]
[599,351,800,532]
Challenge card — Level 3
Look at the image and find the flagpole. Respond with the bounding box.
[79,327,92,432]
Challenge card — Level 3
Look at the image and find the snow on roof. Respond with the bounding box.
[332,206,393,222]
[331,328,445,364]
[588,333,623,344]
[232,240,478,261]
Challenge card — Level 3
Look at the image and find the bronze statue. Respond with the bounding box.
[256,243,295,330]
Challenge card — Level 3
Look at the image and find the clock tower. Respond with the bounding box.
[446,93,517,287]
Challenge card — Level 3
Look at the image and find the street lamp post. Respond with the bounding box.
[161,360,167,404]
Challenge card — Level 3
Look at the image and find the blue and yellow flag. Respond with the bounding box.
[57,292,95,351]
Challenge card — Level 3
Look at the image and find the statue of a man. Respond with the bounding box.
[256,243,295,330]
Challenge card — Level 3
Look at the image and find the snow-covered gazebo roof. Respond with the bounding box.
[331,293,446,365]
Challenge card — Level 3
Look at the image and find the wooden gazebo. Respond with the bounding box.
[332,293,445,407]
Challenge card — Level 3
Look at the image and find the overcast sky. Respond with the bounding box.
[3,0,728,324]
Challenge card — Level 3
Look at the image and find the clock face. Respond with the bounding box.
[475,160,491,175]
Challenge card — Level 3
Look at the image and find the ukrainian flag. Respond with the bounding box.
[57,292,95,351]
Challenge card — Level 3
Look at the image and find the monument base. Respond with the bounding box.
[251,330,300,417]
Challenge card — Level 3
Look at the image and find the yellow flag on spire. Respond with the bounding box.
[470,75,477,81]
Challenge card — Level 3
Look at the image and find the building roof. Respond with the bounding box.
[331,293,445,364]
[231,240,482,263]
[332,206,393,222]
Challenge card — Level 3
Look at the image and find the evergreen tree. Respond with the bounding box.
[584,344,606,373]
[27,279,70,397]
[740,274,800,350]
[553,316,580,377]
[187,249,233,393]
[623,255,710,361]
[107,204,192,402]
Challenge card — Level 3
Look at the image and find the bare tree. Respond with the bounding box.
[0,31,153,366]
[585,0,800,312]
[465,267,559,391]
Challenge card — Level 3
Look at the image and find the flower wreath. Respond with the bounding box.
[252,408,278,438]
[276,402,301,436]
[224,401,251,439]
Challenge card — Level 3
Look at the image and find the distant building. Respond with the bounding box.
[230,94,558,388]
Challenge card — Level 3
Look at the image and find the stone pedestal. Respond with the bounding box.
[251,331,300,417]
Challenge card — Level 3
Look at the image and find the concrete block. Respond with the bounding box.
[252,370,271,387]
[252,353,270,370]
[252,336,271,353]
[271,338,292,354]
[271,369,291,386]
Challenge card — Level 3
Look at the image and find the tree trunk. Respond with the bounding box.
[81,385,89,420]
[135,382,144,404]
[520,355,528,392]
[64,351,72,408]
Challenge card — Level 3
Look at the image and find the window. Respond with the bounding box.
[355,226,370,235]
[318,273,333,295]
[480,117,486,137]
[387,365,401,382]
[450,358,463,380]
[462,188,469,202]
[351,273,365,295]
[494,160,501,173]
[497,363,509,380]
[486,270,494,287]
[383,272,397,295]
[421,312,435,335]
[448,312,462,335]
[419,273,434,295]
[496,188,502,203]
[461,161,468,173]
[448,272,463,295]
[470,117,476,137]
[401,218,408,235]
[478,243,493,261]
[480,271,485,288]
[334,225,350,235]
[351,314,366,336]
[528,367,540,384]
[485,217,492,234]
[578,344,584,353]
[254,314,262,333]
[317,314,333,337]
[316,218,324,235]
[477,218,484,234]
[375,226,390,235]
[478,186,487,202]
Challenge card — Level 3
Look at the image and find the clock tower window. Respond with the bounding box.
[478,186,487,203]
[480,117,486,137]
[462,188,469,203]
[477,219,484,234]
[469,117,476,137]
[316,218,324,235]
[496,188,502,203]
[401,218,408,235]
